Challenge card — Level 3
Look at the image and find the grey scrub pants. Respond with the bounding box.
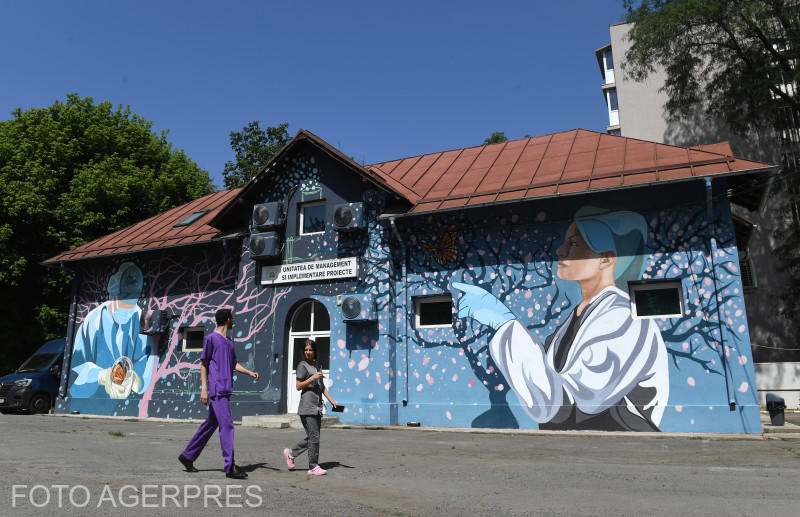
[291,415,321,469]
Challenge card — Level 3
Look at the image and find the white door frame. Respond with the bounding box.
[286,300,330,414]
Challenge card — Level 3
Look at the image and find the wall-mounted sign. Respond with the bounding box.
[260,257,358,285]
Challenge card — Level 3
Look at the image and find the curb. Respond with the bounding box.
[38,411,800,440]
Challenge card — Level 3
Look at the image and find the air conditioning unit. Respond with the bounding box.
[140,309,173,335]
[249,231,282,260]
[252,202,285,230]
[332,202,365,231]
[340,293,376,323]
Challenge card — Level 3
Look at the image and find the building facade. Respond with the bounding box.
[47,129,773,433]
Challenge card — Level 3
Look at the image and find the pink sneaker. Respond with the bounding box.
[282,448,295,469]
[307,465,327,476]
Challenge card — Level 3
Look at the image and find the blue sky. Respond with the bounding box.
[0,1,627,189]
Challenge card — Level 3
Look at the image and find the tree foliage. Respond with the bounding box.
[623,0,800,133]
[222,121,290,189]
[624,1,800,317]
[483,132,509,145]
[0,94,212,373]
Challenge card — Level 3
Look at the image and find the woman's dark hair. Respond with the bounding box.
[215,308,233,326]
[304,339,317,365]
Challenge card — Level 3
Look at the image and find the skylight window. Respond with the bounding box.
[173,210,209,228]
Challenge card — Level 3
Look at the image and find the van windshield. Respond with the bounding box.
[16,353,59,373]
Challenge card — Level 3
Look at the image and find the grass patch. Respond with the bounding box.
[108,431,125,438]
[784,447,800,459]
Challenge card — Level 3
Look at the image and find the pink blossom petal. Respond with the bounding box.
[738,381,749,392]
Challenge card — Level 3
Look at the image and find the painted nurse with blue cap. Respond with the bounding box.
[453,207,669,431]
[69,262,154,400]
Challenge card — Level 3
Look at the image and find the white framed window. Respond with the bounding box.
[181,326,206,352]
[607,88,619,111]
[299,201,326,235]
[604,49,614,71]
[629,280,683,319]
[414,295,453,328]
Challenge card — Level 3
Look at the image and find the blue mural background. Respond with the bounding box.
[377,184,759,433]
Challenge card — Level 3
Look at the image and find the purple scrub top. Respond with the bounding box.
[200,332,237,397]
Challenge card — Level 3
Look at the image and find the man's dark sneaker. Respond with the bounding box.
[226,465,248,479]
[178,454,199,473]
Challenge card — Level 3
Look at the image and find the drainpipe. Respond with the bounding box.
[388,217,409,407]
[705,178,737,410]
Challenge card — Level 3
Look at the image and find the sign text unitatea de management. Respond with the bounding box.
[260,257,358,285]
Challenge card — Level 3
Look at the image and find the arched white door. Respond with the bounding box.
[286,300,330,413]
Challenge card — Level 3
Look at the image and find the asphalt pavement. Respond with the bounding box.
[1,412,799,516]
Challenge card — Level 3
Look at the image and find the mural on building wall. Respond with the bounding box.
[57,143,759,433]
[62,247,288,419]
[399,200,759,433]
[330,190,397,424]
[401,209,571,429]
[453,207,670,431]
[254,149,400,425]
[135,250,290,418]
[69,262,154,400]
[643,207,758,433]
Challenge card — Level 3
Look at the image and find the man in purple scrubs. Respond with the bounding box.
[178,308,258,479]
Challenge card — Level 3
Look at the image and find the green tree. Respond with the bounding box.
[623,0,800,134]
[483,132,509,145]
[222,121,290,188]
[0,94,212,374]
[623,1,800,317]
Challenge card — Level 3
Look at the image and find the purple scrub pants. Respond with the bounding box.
[181,395,235,473]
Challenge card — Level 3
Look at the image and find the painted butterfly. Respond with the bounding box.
[421,225,458,265]
[111,360,128,385]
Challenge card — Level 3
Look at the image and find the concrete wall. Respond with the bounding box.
[756,362,800,409]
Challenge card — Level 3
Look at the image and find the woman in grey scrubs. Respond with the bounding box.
[283,339,338,475]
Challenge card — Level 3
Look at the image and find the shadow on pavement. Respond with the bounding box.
[240,462,279,472]
[319,461,355,470]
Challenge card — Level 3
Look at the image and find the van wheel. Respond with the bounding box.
[28,394,51,414]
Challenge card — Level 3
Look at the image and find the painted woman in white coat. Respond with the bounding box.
[453,207,669,431]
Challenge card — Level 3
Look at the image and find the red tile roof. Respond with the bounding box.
[45,128,774,264]
[367,129,773,214]
[45,189,240,264]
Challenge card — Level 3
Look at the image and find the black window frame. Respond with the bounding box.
[628,280,684,319]
[414,295,454,328]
